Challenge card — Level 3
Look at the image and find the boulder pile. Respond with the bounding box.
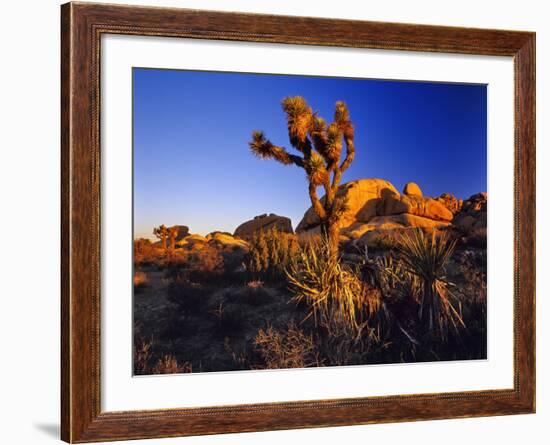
[453,192,487,230]
[296,179,455,244]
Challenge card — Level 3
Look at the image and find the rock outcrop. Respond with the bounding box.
[207,232,249,251]
[453,192,487,230]
[172,225,190,242]
[296,179,453,241]
[296,179,399,232]
[381,194,453,222]
[403,182,423,197]
[176,233,207,249]
[234,213,293,238]
[435,193,463,215]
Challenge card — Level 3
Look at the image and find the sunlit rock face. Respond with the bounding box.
[296,178,455,240]
[234,213,293,239]
[453,192,487,230]
[296,178,400,233]
[435,193,464,215]
[403,181,423,198]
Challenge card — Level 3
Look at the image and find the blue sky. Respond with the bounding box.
[133,68,487,238]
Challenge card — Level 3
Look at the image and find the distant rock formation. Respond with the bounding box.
[234,213,293,238]
[435,193,464,215]
[206,231,249,251]
[171,225,190,242]
[296,179,454,242]
[453,192,487,230]
[175,233,207,248]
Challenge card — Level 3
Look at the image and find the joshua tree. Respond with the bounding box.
[168,226,179,255]
[153,224,168,253]
[249,96,355,256]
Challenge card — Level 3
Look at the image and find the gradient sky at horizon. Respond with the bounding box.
[133,68,487,239]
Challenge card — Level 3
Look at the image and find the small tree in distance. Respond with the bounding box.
[249,96,356,256]
[168,226,179,256]
[153,224,168,253]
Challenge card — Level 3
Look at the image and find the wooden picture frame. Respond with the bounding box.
[61,2,535,442]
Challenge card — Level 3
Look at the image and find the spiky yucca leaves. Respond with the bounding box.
[396,229,465,339]
[249,96,356,256]
[286,238,381,338]
[305,151,329,187]
[250,131,296,166]
[153,224,169,253]
[282,96,313,148]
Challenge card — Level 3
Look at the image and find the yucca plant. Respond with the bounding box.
[286,238,380,337]
[249,97,356,257]
[396,229,464,339]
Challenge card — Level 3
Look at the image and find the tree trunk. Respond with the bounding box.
[169,235,175,256]
[328,222,340,258]
[321,221,340,258]
[162,236,167,253]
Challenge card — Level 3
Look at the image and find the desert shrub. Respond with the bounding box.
[166,282,211,314]
[163,244,225,283]
[245,227,300,281]
[450,224,487,249]
[214,282,273,308]
[227,282,273,306]
[133,338,152,375]
[396,229,464,340]
[211,302,249,336]
[286,238,381,337]
[456,249,487,346]
[223,338,253,370]
[462,227,487,249]
[188,245,225,274]
[134,238,158,265]
[254,323,321,369]
[133,270,148,292]
[151,355,192,374]
[133,339,192,375]
[363,229,403,251]
[457,250,487,303]
[457,250,487,358]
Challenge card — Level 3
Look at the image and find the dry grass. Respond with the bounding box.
[254,323,322,369]
[133,339,152,374]
[133,270,148,289]
[458,250,487,304]
[133,339,192,375]
[151,355,192,374]
[286,238,381,337]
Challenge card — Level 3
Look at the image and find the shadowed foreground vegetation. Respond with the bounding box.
[133,225,486,375]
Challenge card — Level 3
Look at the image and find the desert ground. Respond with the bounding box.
[133,178,487,375]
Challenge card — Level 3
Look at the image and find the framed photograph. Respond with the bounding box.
[61,2,535,442]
